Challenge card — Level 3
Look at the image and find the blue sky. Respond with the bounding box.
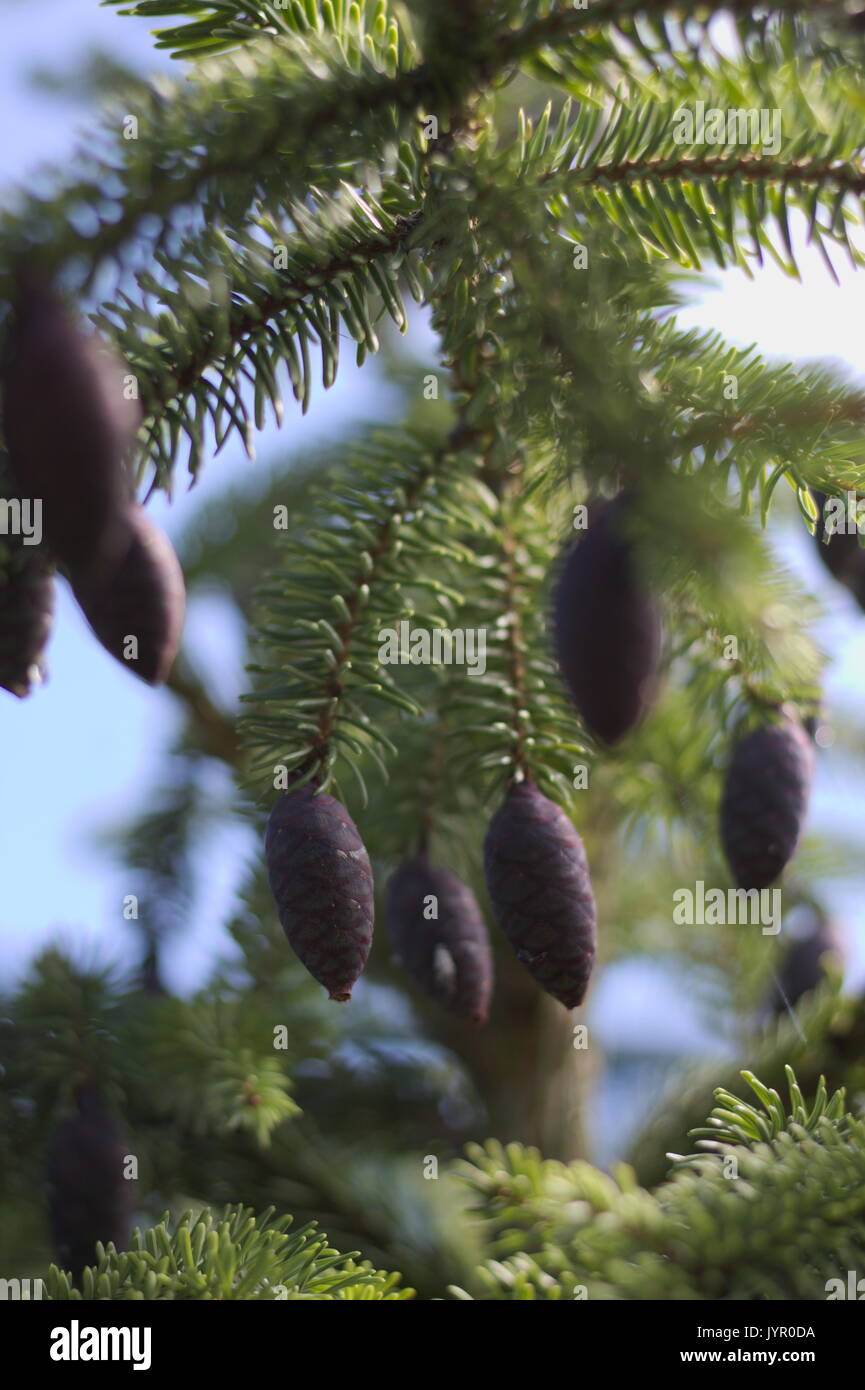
[2,1,865,1041]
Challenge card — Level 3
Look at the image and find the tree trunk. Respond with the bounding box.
[431,947,592,1161]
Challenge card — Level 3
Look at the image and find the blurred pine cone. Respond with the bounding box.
[45,1084,133,1282]
[0,543,54,696]
[2,276,140,585]
[766,905,843,1018]
[386,853,493,1024]
[72,504,185,685]
[553,492,661,745]
[810,490,864,586]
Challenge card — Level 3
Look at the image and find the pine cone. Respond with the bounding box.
[810,490,863,584]
[720,716,814,890]
[72,504,185,685]
[0,543,54,696]
[385,854,493,1024]
[265,783,374,1000]
[45,1084,133,1282]
[2,277,140,583]
[767,906,841,1018]
[484,780,596,1009]
[553,492,661,744]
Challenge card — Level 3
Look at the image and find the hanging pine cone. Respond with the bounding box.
[72,504,185,685]
[45,1083,133,1282]
[766,905,841,1018]
[385,854,493,1024]
[0,543,54,696]
[720,715,814,891]
[552,492,661,745]
[265,782,374,1000]
[810,490,863,584]
[484,780,596,1009]
[2,276,140,583]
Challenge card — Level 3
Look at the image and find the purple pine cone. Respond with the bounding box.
[72,504,185,685]
[0,545,54,696]
[768,906,841,1018]
[811,491,863,584]
[553,493,661,744]
[2,278,140,584]
[386,854,493,1024]
[265,784,374,1000]
[484,780,597,1009]
[720,717,814,890]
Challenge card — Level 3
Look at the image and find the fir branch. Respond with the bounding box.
[415,703,449,855]
[683,1064,849,1156]
[455,1065,865,1299]
[568,151,865,200]
[131,994,300,1146]
[507,56,865,275]
[242,430,472,800]
[104,0,411,65]
[629,982,865,1187]
[166,661,242,765]
[0,30,421,285]
[503,0,851,82]
[99,192,425,485]
[641,320,865,493]
[43,1203,412,1300]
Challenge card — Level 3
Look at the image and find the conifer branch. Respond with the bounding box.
[0,32,419,284]
[629,983,865,1186]
[503,0,848,75]
[109,194,424,483]
[455,1066,865,1300]
[242,432,472,800]
[166,660,241,766]
[567,152,865,198]
[43,1203,412,1300]
[500,518,534,786]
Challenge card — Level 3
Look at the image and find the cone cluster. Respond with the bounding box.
[554,490,815,894]
[266,764,598,1013]
[1,277,184,688]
